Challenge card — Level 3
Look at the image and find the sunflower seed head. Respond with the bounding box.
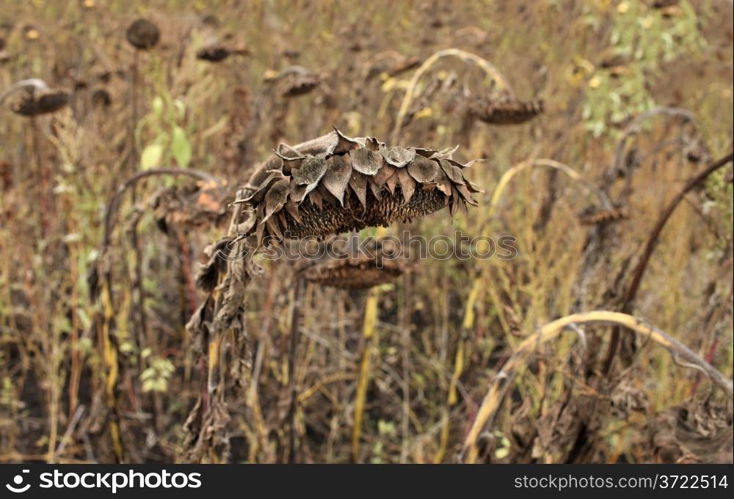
[234,131,479,246]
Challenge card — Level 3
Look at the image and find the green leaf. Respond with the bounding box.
[171,126,192,167]
[152,96,164,117]
[141,143,164,170]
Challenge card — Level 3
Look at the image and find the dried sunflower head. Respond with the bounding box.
[281,72,321,97]
[237,130,481,246]
[126,18,160,51]
[264,66,322,97]
[153,181,232,234]
[301,255,407,289]
[468,92,543,125]
[196,44,249,62]
[91,88,112,108]
[2,80,69,117]
[12,90,69,116]
[578,205,629,226]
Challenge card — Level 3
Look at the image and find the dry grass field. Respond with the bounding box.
[0,0,732,464]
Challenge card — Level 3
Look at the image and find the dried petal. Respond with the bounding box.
[243,171,286,204]
[465,178,482,193]
[331,129,361,154]
[363,137,384,151]
[373,163,396,187]
[396,169,416,204]
[407,156,440,183]
[455,182,478,205]
[386,172,398,195]
[368,178,383,201]
[414,147,437,158]
[265,215,283,240]
[285,200,302,223]
[289,182,309,204]
[350,148,383,175]
[434,169,453,196]
[381,146,416,167]
[308,188,323,209]
[349,171,368,210]
[438,158,465,185]
[292,155,327,185]
[262,179,289,222]
[322,155,353,205]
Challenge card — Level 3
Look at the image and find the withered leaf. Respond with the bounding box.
[396,169,416,203]
[322,155,353,205]
[381,146,416,167]
[292,154,327,185]
[350,148,383,176]
[235,209,256,235]
[407,156,440,183]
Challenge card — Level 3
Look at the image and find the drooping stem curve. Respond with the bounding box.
[391,49,514,143]
[461,310,733,464]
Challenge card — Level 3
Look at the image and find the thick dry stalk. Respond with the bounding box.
[461,310,733,463]
[351,227,386,462]
[602,152,733,373]
[351,287,379,462]
[435,278,478,462]
[391,49,514,142]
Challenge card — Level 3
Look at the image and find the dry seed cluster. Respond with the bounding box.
[238,130,481,246]
[301,256,406,289]
[12,89,69,116]
[469,93,544,125]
